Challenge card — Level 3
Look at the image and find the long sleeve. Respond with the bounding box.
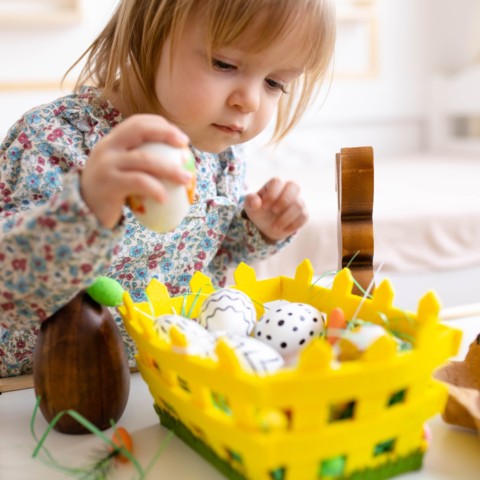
[0,114,124,330]
[199,145,292,286]
[208,204,290,278]
[0,87,294,377]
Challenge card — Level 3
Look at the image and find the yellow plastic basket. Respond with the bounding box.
[118,260,461,480]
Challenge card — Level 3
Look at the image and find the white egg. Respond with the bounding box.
[128,143,194,233]
[263,299,290,310]
[198,288,256,336]
[216,333,285,375]
[253,302,326,361]
[341,323,388,351]
[153,314,215,357]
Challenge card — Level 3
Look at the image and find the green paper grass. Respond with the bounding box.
[30,395,173,479]
[155,405,424,480]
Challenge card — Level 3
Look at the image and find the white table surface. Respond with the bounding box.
[1,316,480,480]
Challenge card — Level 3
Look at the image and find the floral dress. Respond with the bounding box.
[0,86,288,377]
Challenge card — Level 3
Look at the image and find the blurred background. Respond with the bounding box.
[1,0,480,311]
[1,0,479,155]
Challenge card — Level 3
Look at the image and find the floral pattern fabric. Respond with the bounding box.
[0,86,288,377]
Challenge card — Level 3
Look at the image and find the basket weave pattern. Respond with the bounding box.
[119,260,461,480]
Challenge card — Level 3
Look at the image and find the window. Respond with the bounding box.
[335,0,378,78]
[0,0,81,26]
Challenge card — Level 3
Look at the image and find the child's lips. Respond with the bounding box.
[212,124,244,134]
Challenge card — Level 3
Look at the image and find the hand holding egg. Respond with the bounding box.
[81,115,193,230]
[128,143,196,233]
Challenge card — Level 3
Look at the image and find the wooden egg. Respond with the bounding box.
[33,291,130,434]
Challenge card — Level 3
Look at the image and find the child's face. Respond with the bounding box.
[155,15,306,153]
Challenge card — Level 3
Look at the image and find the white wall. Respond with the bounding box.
[1,0,479,159]
[249,0,480,163]
[0,0,118,136]
[0,1,117,83]
[428,0,480,70]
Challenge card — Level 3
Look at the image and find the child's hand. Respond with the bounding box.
[80,115,192,229]
[243,178,308,243]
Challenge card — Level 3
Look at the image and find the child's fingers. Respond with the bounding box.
[256,177,284,209]
[268,181,301,215]
[257,179,302,214]
[271,202,308,233]
[119,149,193,185]
[266,181,307,233]
[115,171,171,203]
[244,192,263,212]
[81,119,191,230]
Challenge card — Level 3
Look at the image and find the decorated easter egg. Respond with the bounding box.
[340,322,388,351]
[253,302,325,361]
[216,333,285,374]
[153,314,215,357]
[127,143,196,233]
[198,288,257,336]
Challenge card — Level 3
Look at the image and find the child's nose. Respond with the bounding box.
[228,82,261,113]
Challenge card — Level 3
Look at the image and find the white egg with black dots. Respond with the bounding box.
[253,302,326,362]
[215,333,285,375]
[198,288,257,336]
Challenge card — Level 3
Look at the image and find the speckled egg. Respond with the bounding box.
[253,302,326,361]
[216,333,285,375]
[198,288,257,336]
[153,314,215,357]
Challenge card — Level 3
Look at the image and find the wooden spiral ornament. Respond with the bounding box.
[336,146,375,294]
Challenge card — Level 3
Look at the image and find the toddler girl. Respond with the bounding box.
[0,0,335,377]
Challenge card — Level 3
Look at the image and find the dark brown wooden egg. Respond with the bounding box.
[33,291,130,434]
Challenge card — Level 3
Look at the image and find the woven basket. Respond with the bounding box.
[118,260,461,480]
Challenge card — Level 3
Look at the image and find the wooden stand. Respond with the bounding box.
[0,374,34,393]
[336,146,375,294]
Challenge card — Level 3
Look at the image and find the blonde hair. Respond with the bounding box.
[67,0,336,143]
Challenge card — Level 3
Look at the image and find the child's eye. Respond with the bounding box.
[265,78,289,94]
[212,58,236,71]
